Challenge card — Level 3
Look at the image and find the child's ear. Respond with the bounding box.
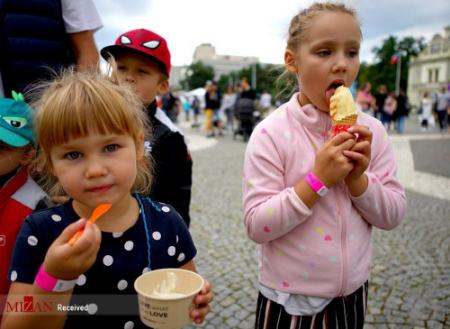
[157,77,170,95]
[19,146,35,167]
[284,49,298,73]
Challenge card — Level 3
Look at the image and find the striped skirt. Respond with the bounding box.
[255,281,368,329]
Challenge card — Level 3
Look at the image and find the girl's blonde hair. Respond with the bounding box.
[276,2,361,98]
[32,69,153,196]
[286,2,360,52]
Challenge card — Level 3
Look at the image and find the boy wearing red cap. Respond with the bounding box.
[101,29,192,227]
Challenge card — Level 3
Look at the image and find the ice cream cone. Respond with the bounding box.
[329,86,358,136]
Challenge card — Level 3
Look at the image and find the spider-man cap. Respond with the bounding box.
[101,28,171,76]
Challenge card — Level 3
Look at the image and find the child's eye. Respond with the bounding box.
[64,152,81,160]
[138,69,149,75]
[104,144,119,152]
[348,50,359,58]
[117,66,126,71]
[317,50,331,57]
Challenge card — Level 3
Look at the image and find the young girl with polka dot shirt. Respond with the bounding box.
[2,71,212,329]
[242,3,406,328]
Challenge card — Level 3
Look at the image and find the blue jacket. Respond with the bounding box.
[0,0,74,96]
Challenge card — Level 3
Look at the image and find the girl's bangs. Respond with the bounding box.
[39,98,136,150]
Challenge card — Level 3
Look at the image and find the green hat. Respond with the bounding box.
[0,91,35,147]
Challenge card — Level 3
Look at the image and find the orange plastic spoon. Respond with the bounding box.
[68,203,112,246]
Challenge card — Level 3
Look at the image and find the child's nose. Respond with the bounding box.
[85,158,108,178]
[125,73,136,83]
[332,54,348,73]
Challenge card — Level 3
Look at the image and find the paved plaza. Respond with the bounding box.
[181,116,450,329]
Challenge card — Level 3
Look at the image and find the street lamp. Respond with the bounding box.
[251,64,257,90]
[393,50,406,96]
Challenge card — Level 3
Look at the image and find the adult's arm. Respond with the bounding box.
[61,0,103,70]
[69,30,99,70]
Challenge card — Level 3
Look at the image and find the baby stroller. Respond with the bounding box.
[233,97,261,141]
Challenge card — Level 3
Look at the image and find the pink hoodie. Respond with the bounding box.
[243,94,406,298]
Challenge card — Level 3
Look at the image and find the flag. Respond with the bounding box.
[390,53,400,65]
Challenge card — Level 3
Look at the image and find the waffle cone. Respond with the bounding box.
[332,113,358,126]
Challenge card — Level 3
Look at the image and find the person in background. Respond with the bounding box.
[101,28,192,227]
[220,85,237,132]
[0,93,48,320]
[204,80,222,137]
[448,88,450,133]
[419,92,434,132]
[161,90,179,123]
[381,91,397,131]
[0,0,102,98]
[356,82,375,115]
[394,88,409,134]
[183,96,191,122]
[243,3,406,328]
[259,90,272,114]
[235,77,256,141]
[190,96,201,128]
[436,86,449,132]
[374,84,387,120]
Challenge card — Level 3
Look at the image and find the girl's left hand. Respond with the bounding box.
[190,279,213,324]
[343,125,372,183]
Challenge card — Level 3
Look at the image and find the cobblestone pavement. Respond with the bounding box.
[181,122,450,329]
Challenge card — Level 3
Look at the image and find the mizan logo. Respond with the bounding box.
[6,296,53,313]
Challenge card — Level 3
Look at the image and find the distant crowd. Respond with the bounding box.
[158,77,273,141]
[355,82,450,134]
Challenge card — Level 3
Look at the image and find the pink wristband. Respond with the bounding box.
[35,265,77,292]
[305,171,329,197]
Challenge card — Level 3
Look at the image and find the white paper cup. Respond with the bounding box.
[134,268,204,329]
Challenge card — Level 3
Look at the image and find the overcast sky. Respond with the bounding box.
[93,0,450,67]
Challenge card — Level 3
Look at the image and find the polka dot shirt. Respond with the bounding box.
[8,196,196,329]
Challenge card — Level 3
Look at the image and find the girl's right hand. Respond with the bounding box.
[43,219,101,280]
[313,132,356,187]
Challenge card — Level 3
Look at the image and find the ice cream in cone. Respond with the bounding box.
[329,86,358,135]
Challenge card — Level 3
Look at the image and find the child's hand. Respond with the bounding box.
[190,279,213,324]
[343,125,372,184]
[43,219,101,280]
[313,132,356,187]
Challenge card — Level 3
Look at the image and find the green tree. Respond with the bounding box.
[216,64,285,101]
[180,61,214,90]
[217,74,234,93]
[357,35,425,93]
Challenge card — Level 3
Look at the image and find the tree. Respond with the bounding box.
[180,61,214,90]
[215,64,285,101]
[357,35,425,93]
[217,74,234,93]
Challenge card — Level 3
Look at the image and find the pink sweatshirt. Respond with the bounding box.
[243,94,406,298]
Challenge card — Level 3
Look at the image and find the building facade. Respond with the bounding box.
[193,43,259,80]
[170,43,260,89]
[408,26,450,106]
[169,66,186,90]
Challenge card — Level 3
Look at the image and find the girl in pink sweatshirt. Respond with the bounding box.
[242,3,406,329]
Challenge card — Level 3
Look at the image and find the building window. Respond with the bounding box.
[430,43,441,54]
[428,68,439,83]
